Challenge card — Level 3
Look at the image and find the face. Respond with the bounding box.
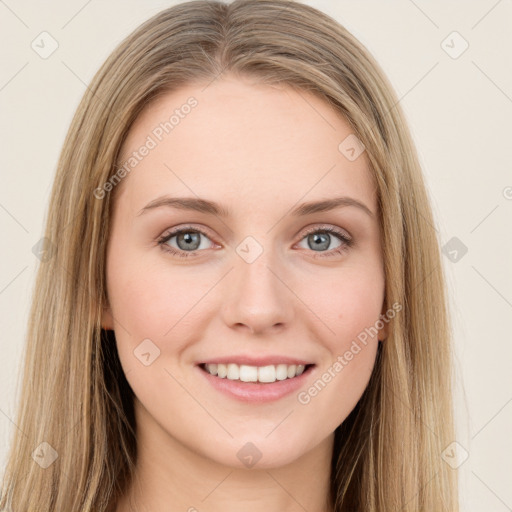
[102,74,387,469]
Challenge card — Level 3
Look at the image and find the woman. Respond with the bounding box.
[0,0,459,510]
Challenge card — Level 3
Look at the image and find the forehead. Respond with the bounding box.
[116,76,376,215]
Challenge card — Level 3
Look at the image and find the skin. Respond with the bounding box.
[103,74,388,512]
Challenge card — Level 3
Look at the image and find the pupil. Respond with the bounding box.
[310,233,329,251]
[178,232,200,250]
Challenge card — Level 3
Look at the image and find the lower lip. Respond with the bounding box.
[196,364,315,403]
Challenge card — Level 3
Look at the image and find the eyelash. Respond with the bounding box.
[157,224,353,259]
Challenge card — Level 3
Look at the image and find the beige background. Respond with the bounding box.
[1,1,511,510]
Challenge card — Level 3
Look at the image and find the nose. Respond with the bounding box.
[221,248,295,335]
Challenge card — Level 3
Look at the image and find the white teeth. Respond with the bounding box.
[227,363,239,380]
[258,365,276,383]
[217,363,227,378]
[204,363,310,383]
[240,365,258,382]
[275,364,288,381]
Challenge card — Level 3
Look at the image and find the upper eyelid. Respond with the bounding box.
[159,225,216,243]
[300,224,351,239]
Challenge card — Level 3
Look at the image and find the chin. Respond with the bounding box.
[201,433,312,470]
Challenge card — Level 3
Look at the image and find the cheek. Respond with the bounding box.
[300,270,382,427]
[298,262,383,409]
[107,263,168,335]
[106,251,217,356]
[302,263,384,341]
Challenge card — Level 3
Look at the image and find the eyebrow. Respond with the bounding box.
[137,195,374,218]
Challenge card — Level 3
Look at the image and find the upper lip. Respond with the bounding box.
[198,355,314,367]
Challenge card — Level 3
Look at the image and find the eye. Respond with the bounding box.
[157,225,214,258]
[157,224,353,259]
[295,226,353,258]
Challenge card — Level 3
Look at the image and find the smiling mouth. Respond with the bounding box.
[199,362,315,384]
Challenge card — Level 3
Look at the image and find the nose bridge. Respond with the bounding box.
[221,235,293,333]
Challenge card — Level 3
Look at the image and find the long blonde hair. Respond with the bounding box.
[0,1,459,510]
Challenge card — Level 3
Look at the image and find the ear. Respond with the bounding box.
[101,303,115,331]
